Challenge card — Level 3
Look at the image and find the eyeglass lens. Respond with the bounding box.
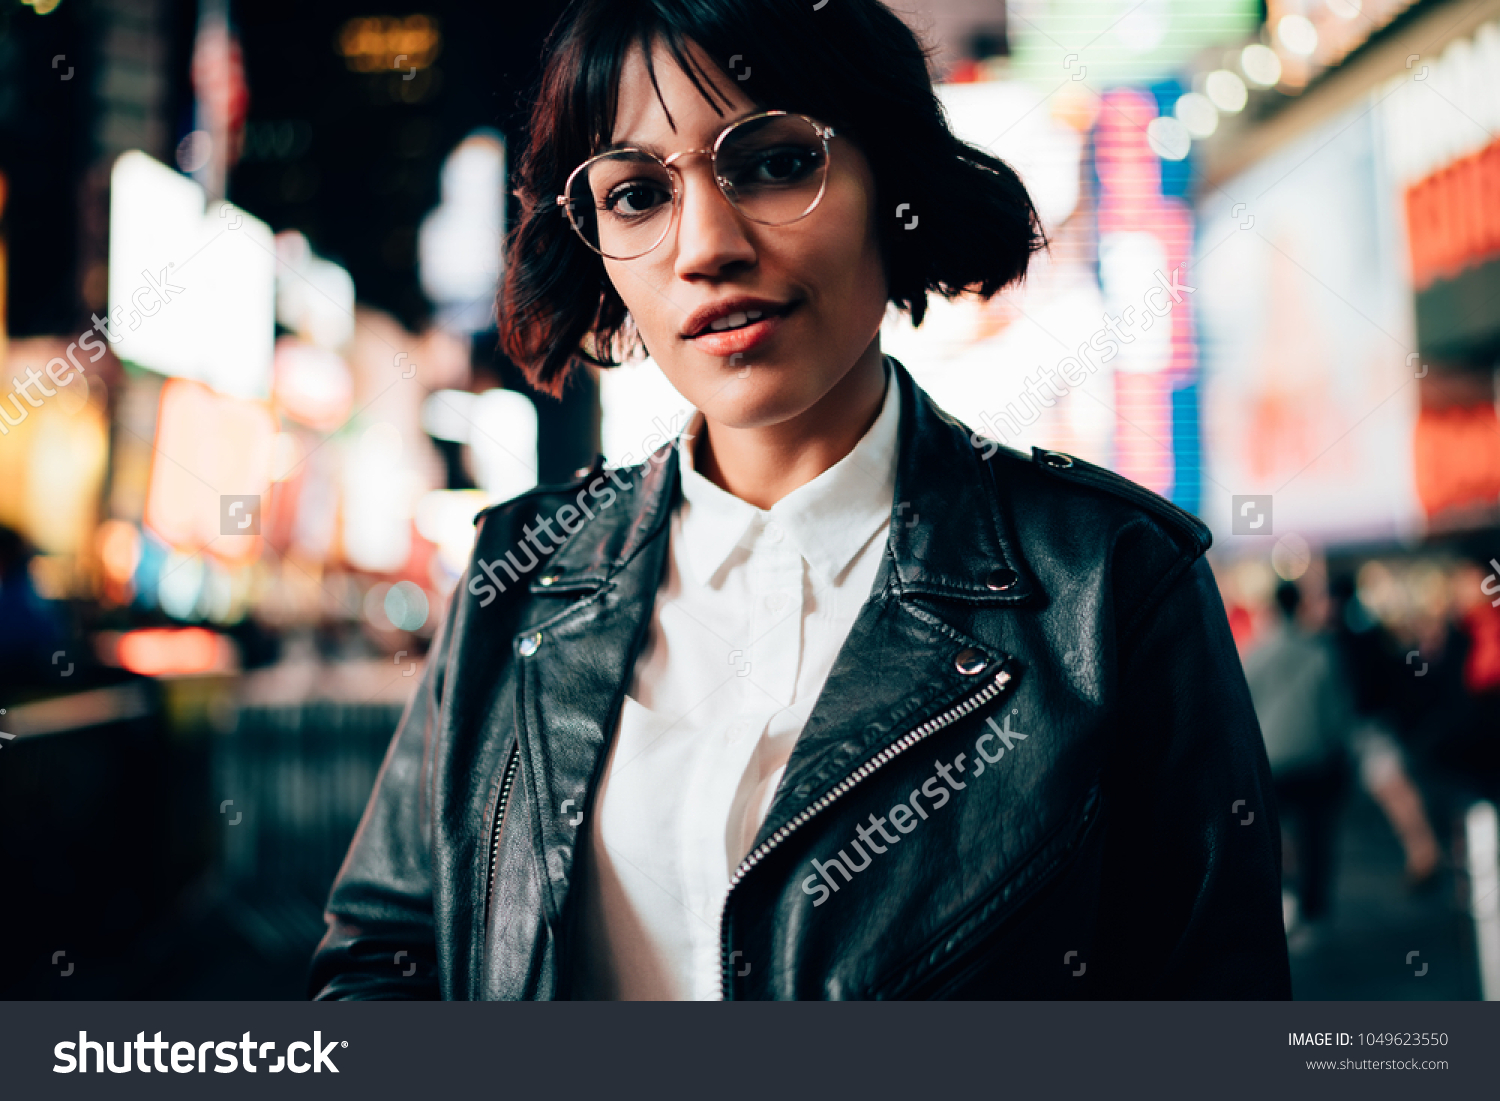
[566,114,829,259]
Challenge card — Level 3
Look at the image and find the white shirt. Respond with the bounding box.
[571,361,900,1000]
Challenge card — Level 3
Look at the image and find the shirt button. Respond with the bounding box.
[727,721,750,743]
[765,592,790,613]
[764,522,784,544]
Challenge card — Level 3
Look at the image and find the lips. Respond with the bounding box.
[684,304,792,360]
[679,296,795,340]
[706,307,770,333]
[680,296,798,359]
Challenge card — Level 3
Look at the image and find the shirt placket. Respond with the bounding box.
[748,519,804,708]
[682,522,806,997]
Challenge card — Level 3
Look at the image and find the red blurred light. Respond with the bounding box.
[115,627,233,677]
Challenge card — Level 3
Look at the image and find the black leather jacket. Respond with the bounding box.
[310,359,1291,1000]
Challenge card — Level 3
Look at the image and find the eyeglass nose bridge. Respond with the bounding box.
[660,147,740,209]
[660,147,715,169]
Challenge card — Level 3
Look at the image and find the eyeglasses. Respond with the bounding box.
[557,111,837,260]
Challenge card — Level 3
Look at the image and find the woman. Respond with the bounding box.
[311,0,1290,1000]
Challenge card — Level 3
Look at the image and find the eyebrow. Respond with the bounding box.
[603,109,765,156]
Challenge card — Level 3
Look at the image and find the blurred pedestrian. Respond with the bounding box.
[1385,560,1500,861]
[1244,580,1351,934]
[1328,574,1440,888]
[1456,559,1500,786]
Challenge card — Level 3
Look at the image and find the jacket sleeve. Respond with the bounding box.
[306,604,454,1000]
[1094,552,1292,998]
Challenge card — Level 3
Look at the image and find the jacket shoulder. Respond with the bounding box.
[994,445,1211,557]
[983,444,1215,643]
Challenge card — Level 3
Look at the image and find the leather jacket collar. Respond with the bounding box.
[534,357,1037,607]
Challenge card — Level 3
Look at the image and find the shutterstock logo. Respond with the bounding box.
[54,1031,344,1074]
[1231,494,1272,536]
[220,495,261,536]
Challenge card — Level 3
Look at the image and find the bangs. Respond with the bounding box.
[579,19,737,153]
[550,0,887,178]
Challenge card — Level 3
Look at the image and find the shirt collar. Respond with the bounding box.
[675,357,900,588]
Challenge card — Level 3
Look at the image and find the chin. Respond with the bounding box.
[688,369,829,431]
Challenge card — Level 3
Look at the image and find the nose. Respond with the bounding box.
[671,158,756,281]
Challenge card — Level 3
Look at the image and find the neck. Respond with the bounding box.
[692,338,887,510]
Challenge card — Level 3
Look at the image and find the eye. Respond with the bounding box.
[723,143,828,193]
[750,147,822,183]
[602,180,671,217]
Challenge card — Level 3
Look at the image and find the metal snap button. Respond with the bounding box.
[574,465,592,479]
[518,633,542,657]
[954,648,987,675]
[538,573,559,587]
[985,567,1019,591]
[1040,450,1074,469]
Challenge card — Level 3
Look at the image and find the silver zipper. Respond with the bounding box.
[483,742,522,932]
[718,664,1015,997]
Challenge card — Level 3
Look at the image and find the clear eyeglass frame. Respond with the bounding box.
[555,110,838,261]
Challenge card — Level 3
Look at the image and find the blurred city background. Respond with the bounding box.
[1,0,1497,1000]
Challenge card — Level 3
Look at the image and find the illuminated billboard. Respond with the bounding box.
[1006,0,1260,89]
[143,378,277,562]
[108,151,275,400]
[1196,95,1421,545]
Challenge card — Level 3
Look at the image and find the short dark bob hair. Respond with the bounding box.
[499,0,1046,398]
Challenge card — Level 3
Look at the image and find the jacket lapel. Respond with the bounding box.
[508,452,676,927]
[753,361,1042,845]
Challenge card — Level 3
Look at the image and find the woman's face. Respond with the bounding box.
[601,39,889,431]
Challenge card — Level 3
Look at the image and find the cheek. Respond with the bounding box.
[602,258,674,342]
[832,166,883,270]
[601,260,638,319]
[810,186,886,326]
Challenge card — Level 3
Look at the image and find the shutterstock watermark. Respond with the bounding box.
[468,473,626,607]
[967,265,1194,457]
[801,708,1032,906]
[1481,558,1500,608]
[1231,494,1273,536]
[54,1030,343,1074]
[220,495,262,536]
[467,413,695,608]
[1,266,185,436]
